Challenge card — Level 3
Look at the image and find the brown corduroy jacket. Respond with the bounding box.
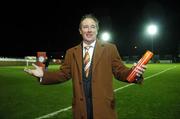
[41,40,131,119]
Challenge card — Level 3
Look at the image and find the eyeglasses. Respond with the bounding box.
[82,25,97,29]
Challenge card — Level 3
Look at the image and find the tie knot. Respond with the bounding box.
[84,46,91,51]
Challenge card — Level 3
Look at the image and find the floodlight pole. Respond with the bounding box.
[146,24,158,63]
[151,36,154,53]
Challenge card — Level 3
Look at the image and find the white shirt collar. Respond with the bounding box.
[83,40,96,49]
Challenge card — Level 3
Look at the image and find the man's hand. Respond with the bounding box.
[133,63,147,84]
[24,63,44,78]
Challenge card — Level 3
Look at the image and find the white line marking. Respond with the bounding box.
[35,66,177,119]
[35,106,72,119]
[114,66,176,92]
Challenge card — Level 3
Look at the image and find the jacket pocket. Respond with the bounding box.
[110,99,115,110]
[106,97,116,110]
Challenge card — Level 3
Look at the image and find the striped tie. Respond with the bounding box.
[84,46,91,78]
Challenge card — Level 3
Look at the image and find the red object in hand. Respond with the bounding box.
[36,52,46,69]
[127,50,154,83]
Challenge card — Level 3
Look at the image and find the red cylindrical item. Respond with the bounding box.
[127,50,153,83]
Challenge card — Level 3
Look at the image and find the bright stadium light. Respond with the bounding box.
[146,24,158,53]
[147,24,158,35]
[101,32,111,41]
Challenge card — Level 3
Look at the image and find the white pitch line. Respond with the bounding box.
[35,66,177,119]
[35,106,72,119]
[114,66,177,92]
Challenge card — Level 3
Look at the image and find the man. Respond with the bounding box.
[24,14,146,119]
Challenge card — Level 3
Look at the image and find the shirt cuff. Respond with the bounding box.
[40,77,43,82]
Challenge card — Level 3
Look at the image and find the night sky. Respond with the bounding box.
[0,0,179,58]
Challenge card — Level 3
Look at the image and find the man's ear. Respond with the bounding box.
[79,29,82,34]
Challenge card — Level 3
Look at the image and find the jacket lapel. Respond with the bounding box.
[73,40,105,77]
[73,44,82,78]
[92,40,105,73]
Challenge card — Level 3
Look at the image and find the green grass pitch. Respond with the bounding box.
[0,64,180,119]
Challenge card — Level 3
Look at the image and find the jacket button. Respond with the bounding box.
[79,81,82,85]
[80,98,83,101]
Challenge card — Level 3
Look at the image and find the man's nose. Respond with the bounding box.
[88,27,93,32]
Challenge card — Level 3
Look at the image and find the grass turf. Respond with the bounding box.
[0,64,179,119]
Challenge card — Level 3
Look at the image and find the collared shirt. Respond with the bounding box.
[83,40,96,65]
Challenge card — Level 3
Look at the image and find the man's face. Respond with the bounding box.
[79,18,98,44]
